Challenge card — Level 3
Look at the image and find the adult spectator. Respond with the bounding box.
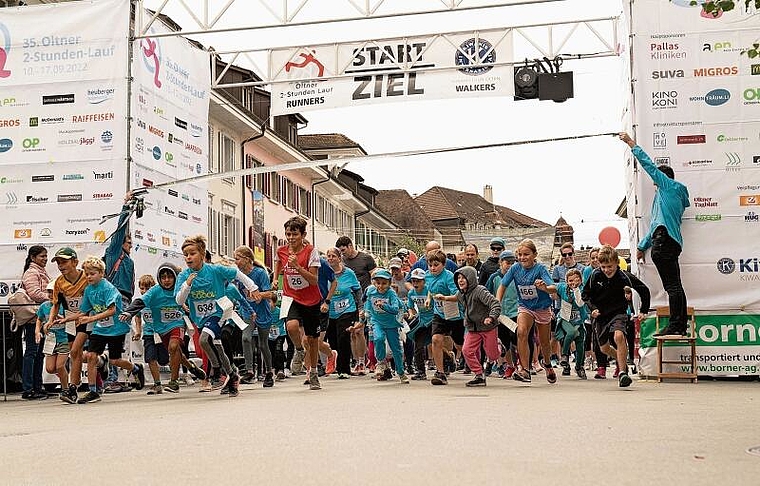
[460,244,482,275]
[407,240,458,280]
[620,132,689,335]
[21,245,50,400]
[478,237,505,286]
[388,257,408,301]
[552,243,585,283]
[335,236,376,291]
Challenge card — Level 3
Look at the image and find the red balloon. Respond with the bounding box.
[598,226,621,247]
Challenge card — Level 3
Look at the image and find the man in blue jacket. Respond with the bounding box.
[620,132,689,336]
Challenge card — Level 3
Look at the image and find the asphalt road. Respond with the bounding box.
[1,371,758,485]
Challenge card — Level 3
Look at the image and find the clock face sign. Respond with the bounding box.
[455,38,496,76]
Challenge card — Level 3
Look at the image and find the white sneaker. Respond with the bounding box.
[291,348,306,374]
[284,368,292,378]
[183,375,195,386]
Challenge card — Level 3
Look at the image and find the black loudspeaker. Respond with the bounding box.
[2,310,23,392]
[538,72,574,102]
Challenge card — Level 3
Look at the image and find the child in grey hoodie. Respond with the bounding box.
[434,266,500,387]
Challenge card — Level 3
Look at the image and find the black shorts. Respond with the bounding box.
[88,334,126,360]
[143,336,169,366]
[595,314,628,348]
[286,301,322,338]
[431,315,465,346]
[68,323,93,342]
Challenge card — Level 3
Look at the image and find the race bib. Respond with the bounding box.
[334,298,350,313]
[66,298,81,313]
[194,300,216,318]
[161,309,183,322]
[559,300,573,321]
[518,285,538,300]
[269,325,280,340]
[142,311,153,324]
[42,332,56,354]
[286,273,308,290]
[97,317,113,328]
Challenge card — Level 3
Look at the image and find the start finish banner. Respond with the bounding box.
[130,10,210,267]
[0,0,128,246]
[270,29,513,115]
[629,0,760,376]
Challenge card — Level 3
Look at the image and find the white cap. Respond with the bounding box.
[410,268,426,280]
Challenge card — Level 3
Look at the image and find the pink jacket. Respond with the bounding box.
[22,262,50,304]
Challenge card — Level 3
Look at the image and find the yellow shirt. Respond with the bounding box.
[51,271,88,313]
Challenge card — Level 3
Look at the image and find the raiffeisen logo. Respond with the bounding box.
[141,36,162,89]
[0,22,11,79]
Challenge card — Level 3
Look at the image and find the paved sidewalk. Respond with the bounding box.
[2,372,758,485]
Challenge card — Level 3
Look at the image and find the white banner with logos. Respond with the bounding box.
[270,30,513,115]
[130,11,210,260]
[0,0,129,249]
[630,0,760,376]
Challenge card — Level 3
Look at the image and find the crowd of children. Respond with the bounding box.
[24,212,652,404]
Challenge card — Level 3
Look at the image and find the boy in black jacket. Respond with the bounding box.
[582,245,650,387]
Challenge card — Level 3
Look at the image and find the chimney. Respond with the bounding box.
[483,185,493,204]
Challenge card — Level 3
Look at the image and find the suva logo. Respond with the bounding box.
[152,146,161,160]
[0,23,11,79]
[0,138,12,153]
[705,89,730,106]
[140,35,162,89]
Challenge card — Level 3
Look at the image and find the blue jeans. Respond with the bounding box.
[22,324,44,392]
[373,326,405,375]
[650,226,688,330]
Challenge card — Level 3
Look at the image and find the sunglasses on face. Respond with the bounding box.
[490,246,503,251]
[562,252,574,257]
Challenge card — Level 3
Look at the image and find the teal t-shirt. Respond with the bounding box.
[329,268,361,319]
[142,285,185,335]
[175,263,239,326]
[82,279,127,337]
[37,301,67,344]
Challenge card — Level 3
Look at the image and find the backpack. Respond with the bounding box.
[8,288,39,331]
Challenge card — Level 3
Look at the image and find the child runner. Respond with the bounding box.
[485,250,519,378]
[122,265,205,394]
[495,239,557,384]
[47,248,89,404]
[175,235,259,398]
[323,247,362,379]
[271,217,324,391]
[128,274,165,394]
[35,281,67,398]
[582,245,650,388]
[406,268,434,380]
[363,269,408,384]
[548,268,588,379]
[425,249,464,386]
[78,257,145,403]
[435,266,501,387]
[233,245,276,387]
[268,294,288,381]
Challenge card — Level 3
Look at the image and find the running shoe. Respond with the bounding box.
[77,391,101,404]
[503,365,516,379]
[291,348,306,374]
[131,364,146,390]
[375,362,388,381]
[466,375,487,387]
[262,372,274,388]
[96,355,109,381]
[275,371,286,381]
[213,374,228,391]
[308,372,321,390]
[59,386,77,404]
[337,373,350,379]
[240,372,256,385]
[410,372,427,381]
[561,361,571,376]
[594,367,607,379]
[353,362,367,376]
[430,371,448,385]
[164,380,180,393]
[618,372,632,388]
[198,381,213,393]
[183,375,195,387]
[146,384,163,395]
[382,367,393,381]
[575,367,587,380]
[219,374,233,395]
[399,373,410,384]
[613,366,620,379]
[545,365,557,384]
[513,368,531,383]
[325,350,337,375]
[228,373,240,397]
[188,363,206,381]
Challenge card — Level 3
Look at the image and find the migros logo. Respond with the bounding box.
[693,66,738,77]
[0,22,11,79]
